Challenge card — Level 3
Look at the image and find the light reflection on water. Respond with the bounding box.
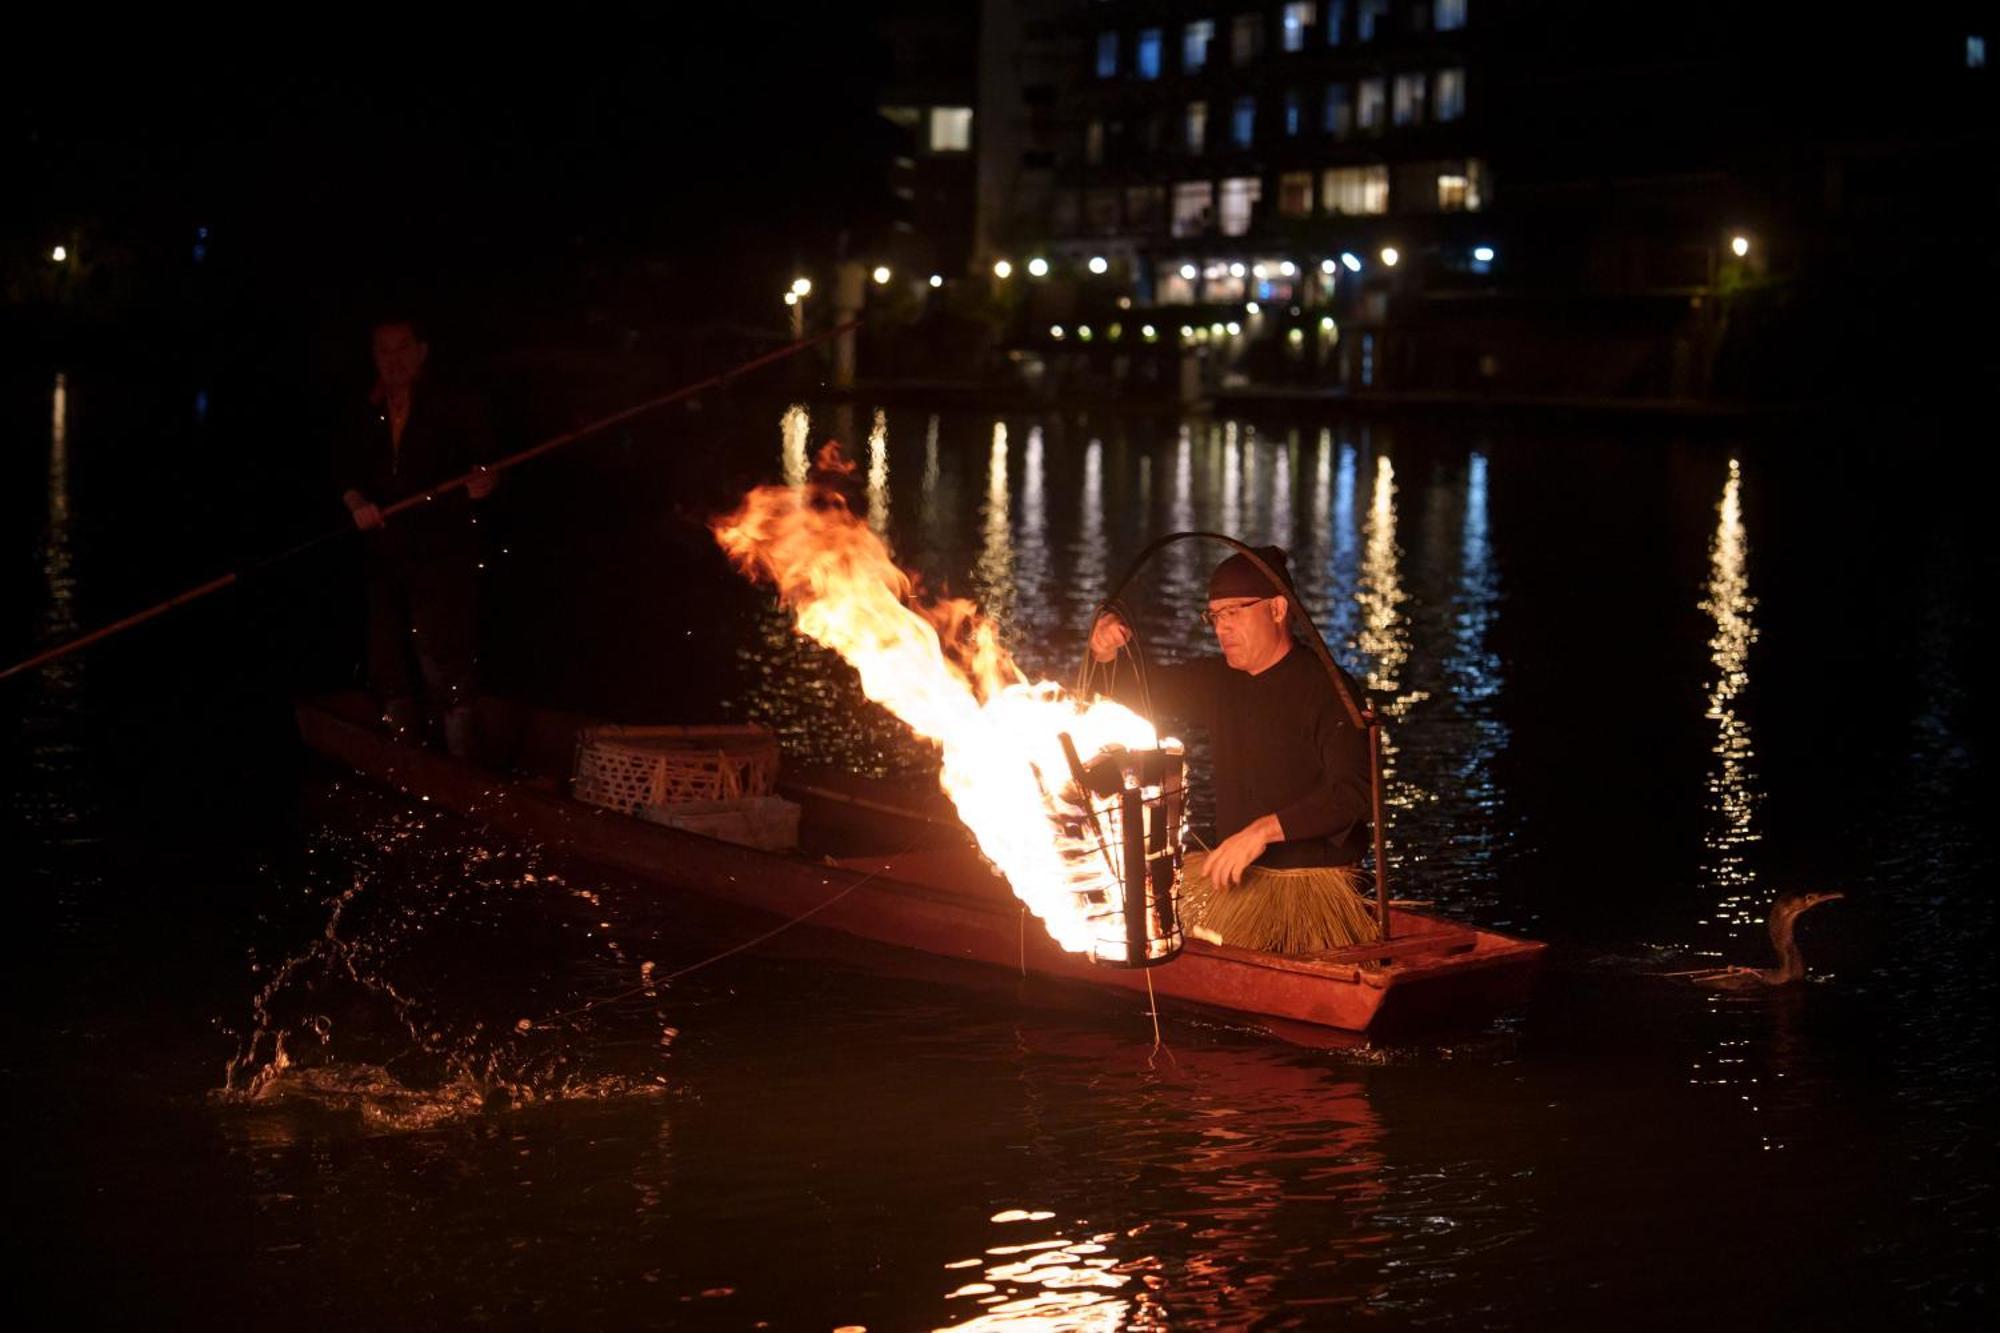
[866,407,890,534]
[13,381,1991,1328]
[1698,458,1762,945]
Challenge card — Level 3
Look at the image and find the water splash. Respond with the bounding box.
[214,797,673,1132]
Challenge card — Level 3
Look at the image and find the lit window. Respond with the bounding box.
[1393,73,1427,126]
[1186,101,1208,154]
[1357,78,1387,132]
[1322,164,1389,215]
[1323,83,1353,137]
[1434,67,1466,121]
[1184,20,1215,72]
[1282,3,1316,52]
[1137,28,1163,79]
[879,105,922,131]
[1232,13,1263,65]
[1285,89,1303,136]
[1219,176,1263,235]
[1279,170,1314,218]
[929,107,973,152]
[1157,264,1197,304]
[1232,95,1256,148]
[1096,32,1118,78]
[1361,332,1375,386]
[1172,181,1216,237]
[1358,0,1389,41]
[1085,119,1105,165]
[1437,158,1487,211]
[1435,0,1468,32]
[1970,35,1987,68]
[1325,1,1347,45]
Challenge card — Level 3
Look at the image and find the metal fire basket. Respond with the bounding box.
[1057,733,1188,968]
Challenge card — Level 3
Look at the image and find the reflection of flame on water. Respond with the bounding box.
[715,445,1179,962]
[936,1213,1133,1330]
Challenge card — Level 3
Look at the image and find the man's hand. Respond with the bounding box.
[1088,611,1132,663]
[1205,813,1282,889]
[465,465,497,500]
[344,489,385,532]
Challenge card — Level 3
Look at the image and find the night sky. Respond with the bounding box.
[6,14,897,348]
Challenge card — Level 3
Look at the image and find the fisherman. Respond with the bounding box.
[1088,545,1378,953]
[335,316,497,758]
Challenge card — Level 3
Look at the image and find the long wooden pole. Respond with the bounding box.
[1,321,860,686]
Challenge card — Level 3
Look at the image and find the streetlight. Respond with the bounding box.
[791,276,812,297]
[1245,301,1261,315]
[1379,246,1400,267]
[1340,252,1362,272]
[1088,255,1109,274]
[1473,245,1496,263]
[1279,260,1297,276]
[1228,261,1246,278]
[872,265,891,284]
[1730,235,1750,258]
[1320,258,1336,275]
[928,273,943,288]
[1179,263,1198,280]
[1027,256,1050,277]
[1050,324,1065,340]
[993,258,1013,279]
[52,245,68,263]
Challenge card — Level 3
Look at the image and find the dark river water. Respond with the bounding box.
[4,369,1992,1329]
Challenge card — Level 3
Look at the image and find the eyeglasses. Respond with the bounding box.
[1200,598,1269,627]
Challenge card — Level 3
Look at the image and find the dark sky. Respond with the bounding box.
[8,13,900,338]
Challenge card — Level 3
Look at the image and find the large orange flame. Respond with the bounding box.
[714,445,1167,959]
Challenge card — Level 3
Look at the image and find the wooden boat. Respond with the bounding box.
[296,694,1545,1041]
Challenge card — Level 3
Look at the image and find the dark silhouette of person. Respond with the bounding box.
[335,317,496,757]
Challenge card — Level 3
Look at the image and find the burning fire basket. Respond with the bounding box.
[1055,733,1188,968]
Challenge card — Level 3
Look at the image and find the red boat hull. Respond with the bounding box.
[296,696,1544,1040]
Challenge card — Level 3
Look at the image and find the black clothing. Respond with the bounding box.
[1123,643,1371,869]
[336,384,493,724]
[334,383,493,567]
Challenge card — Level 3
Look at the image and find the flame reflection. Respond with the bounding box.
[933,1036,1387,1329]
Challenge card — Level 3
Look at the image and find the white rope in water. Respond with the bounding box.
[522,863,889,1030]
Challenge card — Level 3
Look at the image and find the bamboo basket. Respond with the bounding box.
[572,724,781,815]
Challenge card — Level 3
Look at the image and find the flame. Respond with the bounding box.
[714,447,1170,959]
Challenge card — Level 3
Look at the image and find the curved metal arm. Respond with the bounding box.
[1083,531,1364,727]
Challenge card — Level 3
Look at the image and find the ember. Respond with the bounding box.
[714,445,1184,963]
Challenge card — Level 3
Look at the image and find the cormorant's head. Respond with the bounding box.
[1775,889,1845,917]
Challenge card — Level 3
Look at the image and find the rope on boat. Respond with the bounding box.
[1,320,862,686]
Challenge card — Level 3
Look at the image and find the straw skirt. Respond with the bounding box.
[1181,852,1380,954]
